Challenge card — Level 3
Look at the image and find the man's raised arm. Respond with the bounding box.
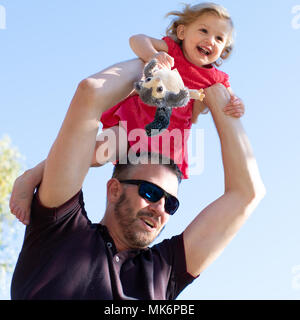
[39,59,144,207]
[183,84,266,277]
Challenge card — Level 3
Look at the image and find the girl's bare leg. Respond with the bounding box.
[9,160,45,225]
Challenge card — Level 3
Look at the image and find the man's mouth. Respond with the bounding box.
[140,217,157,229]
[197,46,211,56]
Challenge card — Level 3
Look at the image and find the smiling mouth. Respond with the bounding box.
[141,217,156,229]
[197,46,211,56]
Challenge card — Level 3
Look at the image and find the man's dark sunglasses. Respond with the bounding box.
[118,179,180,215]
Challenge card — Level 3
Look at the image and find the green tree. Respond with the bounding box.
[0,135,24,299]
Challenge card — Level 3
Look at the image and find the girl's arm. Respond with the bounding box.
[129,34,174,69]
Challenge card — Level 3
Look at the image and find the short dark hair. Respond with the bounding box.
[112,152,182,183]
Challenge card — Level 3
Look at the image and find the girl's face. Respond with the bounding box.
[177,13,232,67]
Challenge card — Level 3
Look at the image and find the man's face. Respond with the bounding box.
[112,164,179,249]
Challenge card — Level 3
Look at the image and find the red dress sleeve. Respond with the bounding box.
[219,71,230,88]
[162,36,180,56]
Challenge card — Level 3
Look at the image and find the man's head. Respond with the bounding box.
[102,152,182,251]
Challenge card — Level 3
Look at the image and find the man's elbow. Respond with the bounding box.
[78,78,99,96]
[241,180,266,211]
[227,178,266,210]
[76,77,103,109]
[250,181,266,203]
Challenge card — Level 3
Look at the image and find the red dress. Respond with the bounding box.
[100,37,230,179]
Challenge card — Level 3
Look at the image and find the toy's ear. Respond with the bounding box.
[177,24,185,40]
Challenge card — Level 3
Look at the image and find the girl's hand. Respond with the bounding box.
[223,95,245,118]
[153,52,174,69]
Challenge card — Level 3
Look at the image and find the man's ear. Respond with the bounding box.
[106,178,123,203]
[177,24,185,40]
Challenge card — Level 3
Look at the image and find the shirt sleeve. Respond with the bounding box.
[152,233,197,299]
[162,36,181,58]
[30,188,87,227]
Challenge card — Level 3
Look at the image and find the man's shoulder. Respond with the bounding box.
[150,233,184,257]
[30,188,87,226]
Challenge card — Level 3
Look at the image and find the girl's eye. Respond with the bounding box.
[199,28,208,34]
[216,36,224,42]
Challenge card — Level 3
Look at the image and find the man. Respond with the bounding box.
[11,59,265,300]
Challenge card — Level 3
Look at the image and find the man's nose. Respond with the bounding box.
[149,197,166,215]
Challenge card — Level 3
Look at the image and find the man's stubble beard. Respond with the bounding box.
[114,192,163,249]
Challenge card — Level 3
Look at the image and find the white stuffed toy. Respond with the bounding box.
[135,59,205,136]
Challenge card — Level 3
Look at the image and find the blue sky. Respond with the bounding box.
[1,0,300,300]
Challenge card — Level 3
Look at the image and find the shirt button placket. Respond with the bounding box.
[107,242,112,249]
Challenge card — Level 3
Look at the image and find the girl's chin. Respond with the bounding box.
[185,53,212,68]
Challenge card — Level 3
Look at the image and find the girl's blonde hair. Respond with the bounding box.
[165,2,235,66]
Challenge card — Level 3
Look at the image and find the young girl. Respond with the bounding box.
[10,2,244,225]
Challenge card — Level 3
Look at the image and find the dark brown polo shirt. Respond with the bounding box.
[11,189,196,300]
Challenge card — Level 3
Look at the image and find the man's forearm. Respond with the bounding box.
[39,59,144,207]
[207,84,265,199]
[88,59,144,115]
